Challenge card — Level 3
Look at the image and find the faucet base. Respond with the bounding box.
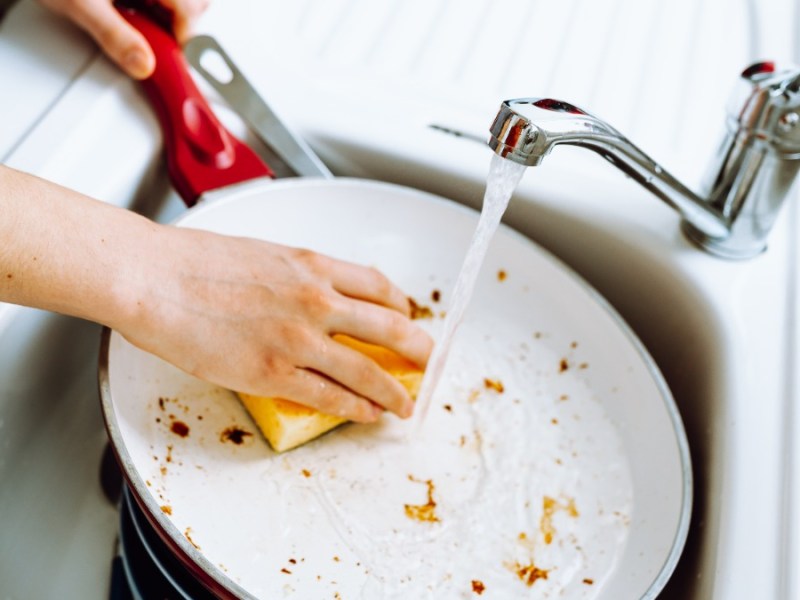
[680,220,766,260]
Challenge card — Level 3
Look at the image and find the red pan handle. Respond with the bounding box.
[118,6,273,206]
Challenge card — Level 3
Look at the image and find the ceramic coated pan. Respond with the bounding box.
[99,10,691,599]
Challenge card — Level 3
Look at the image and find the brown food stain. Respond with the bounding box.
[559,358,569,373]
[408,297,434,319]
[220,426,254,445]
[170,420,190,437]
[431,289,441,302]
[443,404,453,412]
[160,505,172,515]
[483,378,504,393]
[497,269,507,282]
[471,579,486,594]
[281,567,292,575]
[511,561,549,587]
[541,496,579,544]
[583,578,594,585]
[184,527,200,550]
[301,469,312,478]
[404,475,440,523]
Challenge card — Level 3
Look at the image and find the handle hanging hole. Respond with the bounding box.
[198,48,235,85]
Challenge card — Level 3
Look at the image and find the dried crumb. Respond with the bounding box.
[408,297,434,319]
[160,505,172,515]
[541,496,579,544]
[281,568,292,575]
[559,358,569,373]
[483,378,504,393]
[431,289,441,302]
[497,269,507,282]
[471,579,486,594]
[404,475,440,523]
[301,469,312,478]
[583,578,594,585]
[509,561,549,587]
[443,404,453,412]
[220,426,254,445]
[184,527,200,550]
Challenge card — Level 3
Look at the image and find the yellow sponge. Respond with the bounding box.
[237,335,423,452]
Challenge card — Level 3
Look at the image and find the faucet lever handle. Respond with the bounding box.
[732,62,800,153]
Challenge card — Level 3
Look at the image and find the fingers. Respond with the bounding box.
[326,259,412,316]
[279,369,384,424]
[157,0,209,41]
[40,0,155,78]
[328,298,433,368]
[40,0,210,79]
[311,337,415,418]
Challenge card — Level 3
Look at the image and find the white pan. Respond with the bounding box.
[100,10,691,600]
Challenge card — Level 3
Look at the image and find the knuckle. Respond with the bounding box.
[295,283,334,317]
[257,353,289,380]
[383,310,410,340]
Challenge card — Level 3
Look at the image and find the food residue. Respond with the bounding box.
[404,475,440,523]
[281,568,292,575]
[511,561,549,587]
[443,404,453,412]
[583,578,595,585]
[497,269,507,282]
[409,297,434,319]
[220,426,254,445]
[483,378,504,393]
[170,420,190,437]
[184,527,200,550]
[431,289,441,302]
[160,505,172,515]
[301,469,312,478]
[471,579,486,595]
[559,358,569,373]
[541,496,579,545]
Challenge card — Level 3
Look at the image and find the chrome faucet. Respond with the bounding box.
[488,62,800,259]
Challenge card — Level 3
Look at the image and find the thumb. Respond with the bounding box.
[56,0,157,79]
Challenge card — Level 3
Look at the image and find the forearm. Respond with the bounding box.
[0,164,154,328]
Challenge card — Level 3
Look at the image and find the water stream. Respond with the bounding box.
[412,153,527,430]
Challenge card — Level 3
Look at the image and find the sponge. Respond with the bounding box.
[237,335,423,452]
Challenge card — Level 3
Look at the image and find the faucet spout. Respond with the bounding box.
[489,62,800,259]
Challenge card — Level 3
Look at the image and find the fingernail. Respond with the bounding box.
[123,48,153,79]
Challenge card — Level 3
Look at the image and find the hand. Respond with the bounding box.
[0,165,432,423]
[39,0,208,78]
[117,227,433,423]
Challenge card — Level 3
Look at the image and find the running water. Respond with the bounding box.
[412,154,527,430]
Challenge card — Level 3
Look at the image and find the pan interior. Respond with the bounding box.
[103,178,690,599]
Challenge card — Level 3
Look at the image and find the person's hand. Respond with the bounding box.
[116,226,433,423]
[39,0,208,78]
[0,165,433,423]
